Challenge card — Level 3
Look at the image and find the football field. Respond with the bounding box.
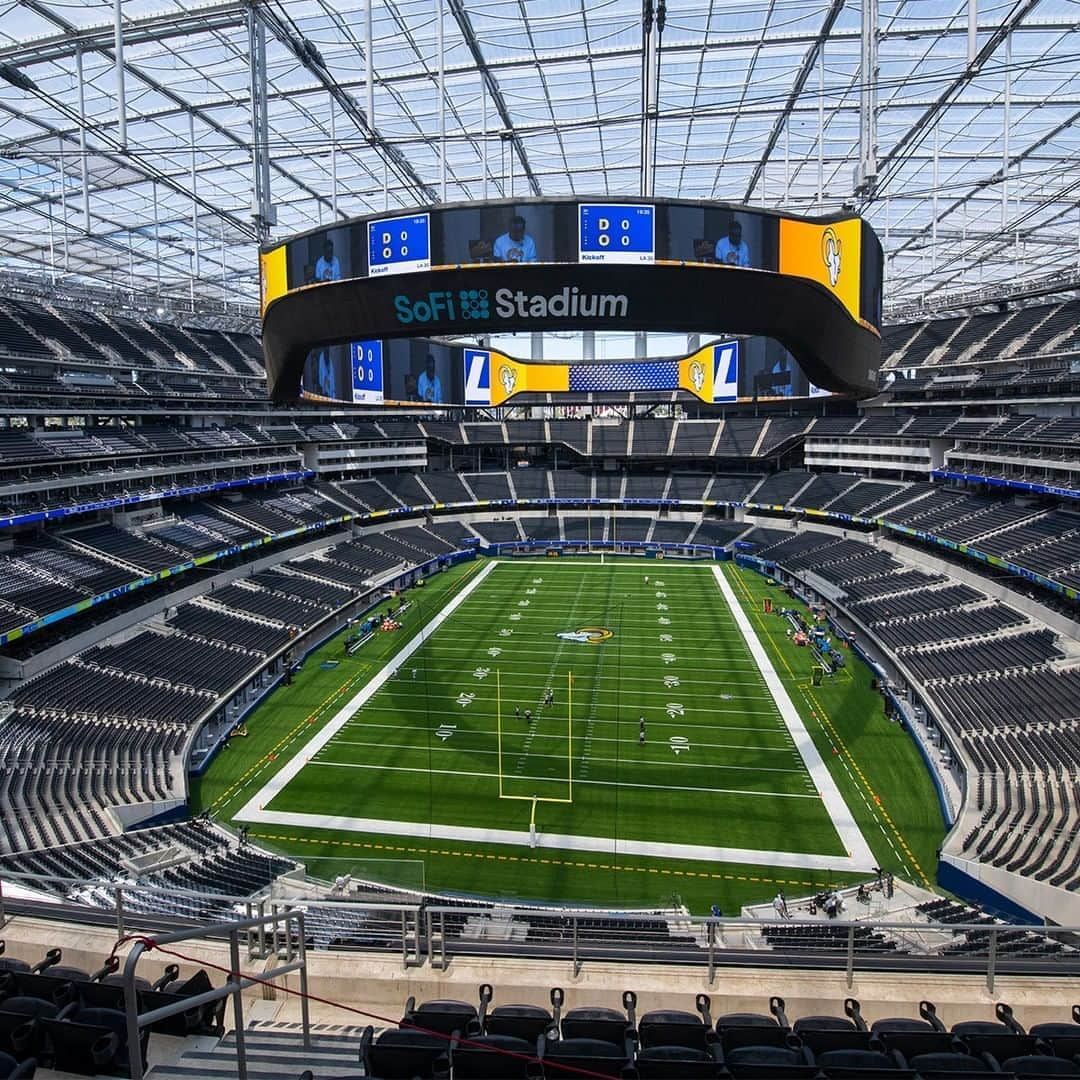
[196,557,945,911]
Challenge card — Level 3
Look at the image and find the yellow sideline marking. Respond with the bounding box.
[208,560,486,815]
[727,565,930,888]
[250,831,844,891]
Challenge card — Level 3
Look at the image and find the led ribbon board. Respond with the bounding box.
[261,197,883,403]
[462,342,741,406]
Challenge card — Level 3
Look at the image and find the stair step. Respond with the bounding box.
[143,1026,373,1080]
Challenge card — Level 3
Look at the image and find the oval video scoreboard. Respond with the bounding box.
[260,196,883,404]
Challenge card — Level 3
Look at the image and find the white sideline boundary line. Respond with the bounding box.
[236,558,874,876]
[243,808,864,873]
[233,558,500,824]
[711,565,876,872]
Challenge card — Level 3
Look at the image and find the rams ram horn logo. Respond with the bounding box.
[821,227,842,288]
[556,626,614,645]
[689,359,706,393]
[499,363,517,396]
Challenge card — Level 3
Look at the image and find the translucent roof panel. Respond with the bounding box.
[1,0,1077,316]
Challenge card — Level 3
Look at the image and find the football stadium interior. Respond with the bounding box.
[1,0,1079,1077]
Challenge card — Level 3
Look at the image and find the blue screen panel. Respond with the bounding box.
[578,204,655,264]
[351,340,384,403]
[367,213,431,276]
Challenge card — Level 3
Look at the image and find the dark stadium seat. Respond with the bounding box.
[900,1049,1003,1077]
[0,1053,34,1078]
[635,1041,725,1078]
[559,989,636,1044]
[813,1046,914,1077]
[871,1001,946,1035]
[0,997,58,1063]
[446,1032,538,1078]
[1029,1006,1080,1061]
[478,984,557,1042]
[401,996,480,1037]
[952,1004,1041,1061]
[1001,1055,1080,1076]
[0,947,29,977]
[39,1005,147,1077]
[636,993,713,1050]
[719,1040,817,1078]
[359,1026,451,1079]
[537,1034,631,1078]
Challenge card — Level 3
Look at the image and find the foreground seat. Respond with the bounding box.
[0,1051,35,1079]
[720,1041,818,1078]
[478,984,557,1043]
[401,996,479,1038]
[359,1026,450,1079]
[1001,1056,1080,1076]
[39,1006,147,1078]
[814,1046,915,1077]
[637,992,713,1052]
[559,990,637,1045]
[635,1042,724,1078]
[447,1032,537,1079]
[537,1034,631,1078]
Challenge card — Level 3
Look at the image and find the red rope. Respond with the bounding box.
[112,934,626,1080]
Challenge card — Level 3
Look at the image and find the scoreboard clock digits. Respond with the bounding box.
[578,203,655,264]
[367,213,431,277]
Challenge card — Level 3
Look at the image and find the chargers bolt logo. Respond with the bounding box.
[459,289,489,319]
[822,227,842,287]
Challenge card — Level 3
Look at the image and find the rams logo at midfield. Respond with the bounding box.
[556,626,614,645]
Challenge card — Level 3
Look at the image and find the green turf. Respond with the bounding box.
[192,556,946,913]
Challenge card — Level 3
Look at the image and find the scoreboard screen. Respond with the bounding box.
[578,204,655,264]
[300,333,829,407]
[367,213,430,277]
[262,196,884,402]
[350,340,384,403]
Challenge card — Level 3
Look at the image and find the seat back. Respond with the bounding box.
[793,1014,857,1034]
[1002,1055,1080,1076]
[39,1008,129,1077]
[0,997,58,1061]
[722,1042,816,1078]
[906,1051,1002,1077]
[720,1025,793,1053]
[366,1027,451,1079]
[450,1033,536,1079]
[636,1044,722,1079]
[816,1047,910,1077]
[486,1004,553,1043]
[403,999,478,1038]
[544,1036,629,1079]
[797,1029,873,1055]
[0,973,75,1009]
[560,1006,631,1046]
[638,1009,709,1051]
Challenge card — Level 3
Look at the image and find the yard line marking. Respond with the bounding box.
[297,760,823,799]
[329,732,800,753]
[317,745,809,776]
[713,564,876,871]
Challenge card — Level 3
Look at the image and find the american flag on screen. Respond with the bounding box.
[567,361,679,392]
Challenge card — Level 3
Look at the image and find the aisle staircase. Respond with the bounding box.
[145,1021,371,1079]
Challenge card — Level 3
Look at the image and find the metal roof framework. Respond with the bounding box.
[0,0,1078,316]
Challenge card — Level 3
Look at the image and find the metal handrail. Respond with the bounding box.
[121,908,311,1080]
